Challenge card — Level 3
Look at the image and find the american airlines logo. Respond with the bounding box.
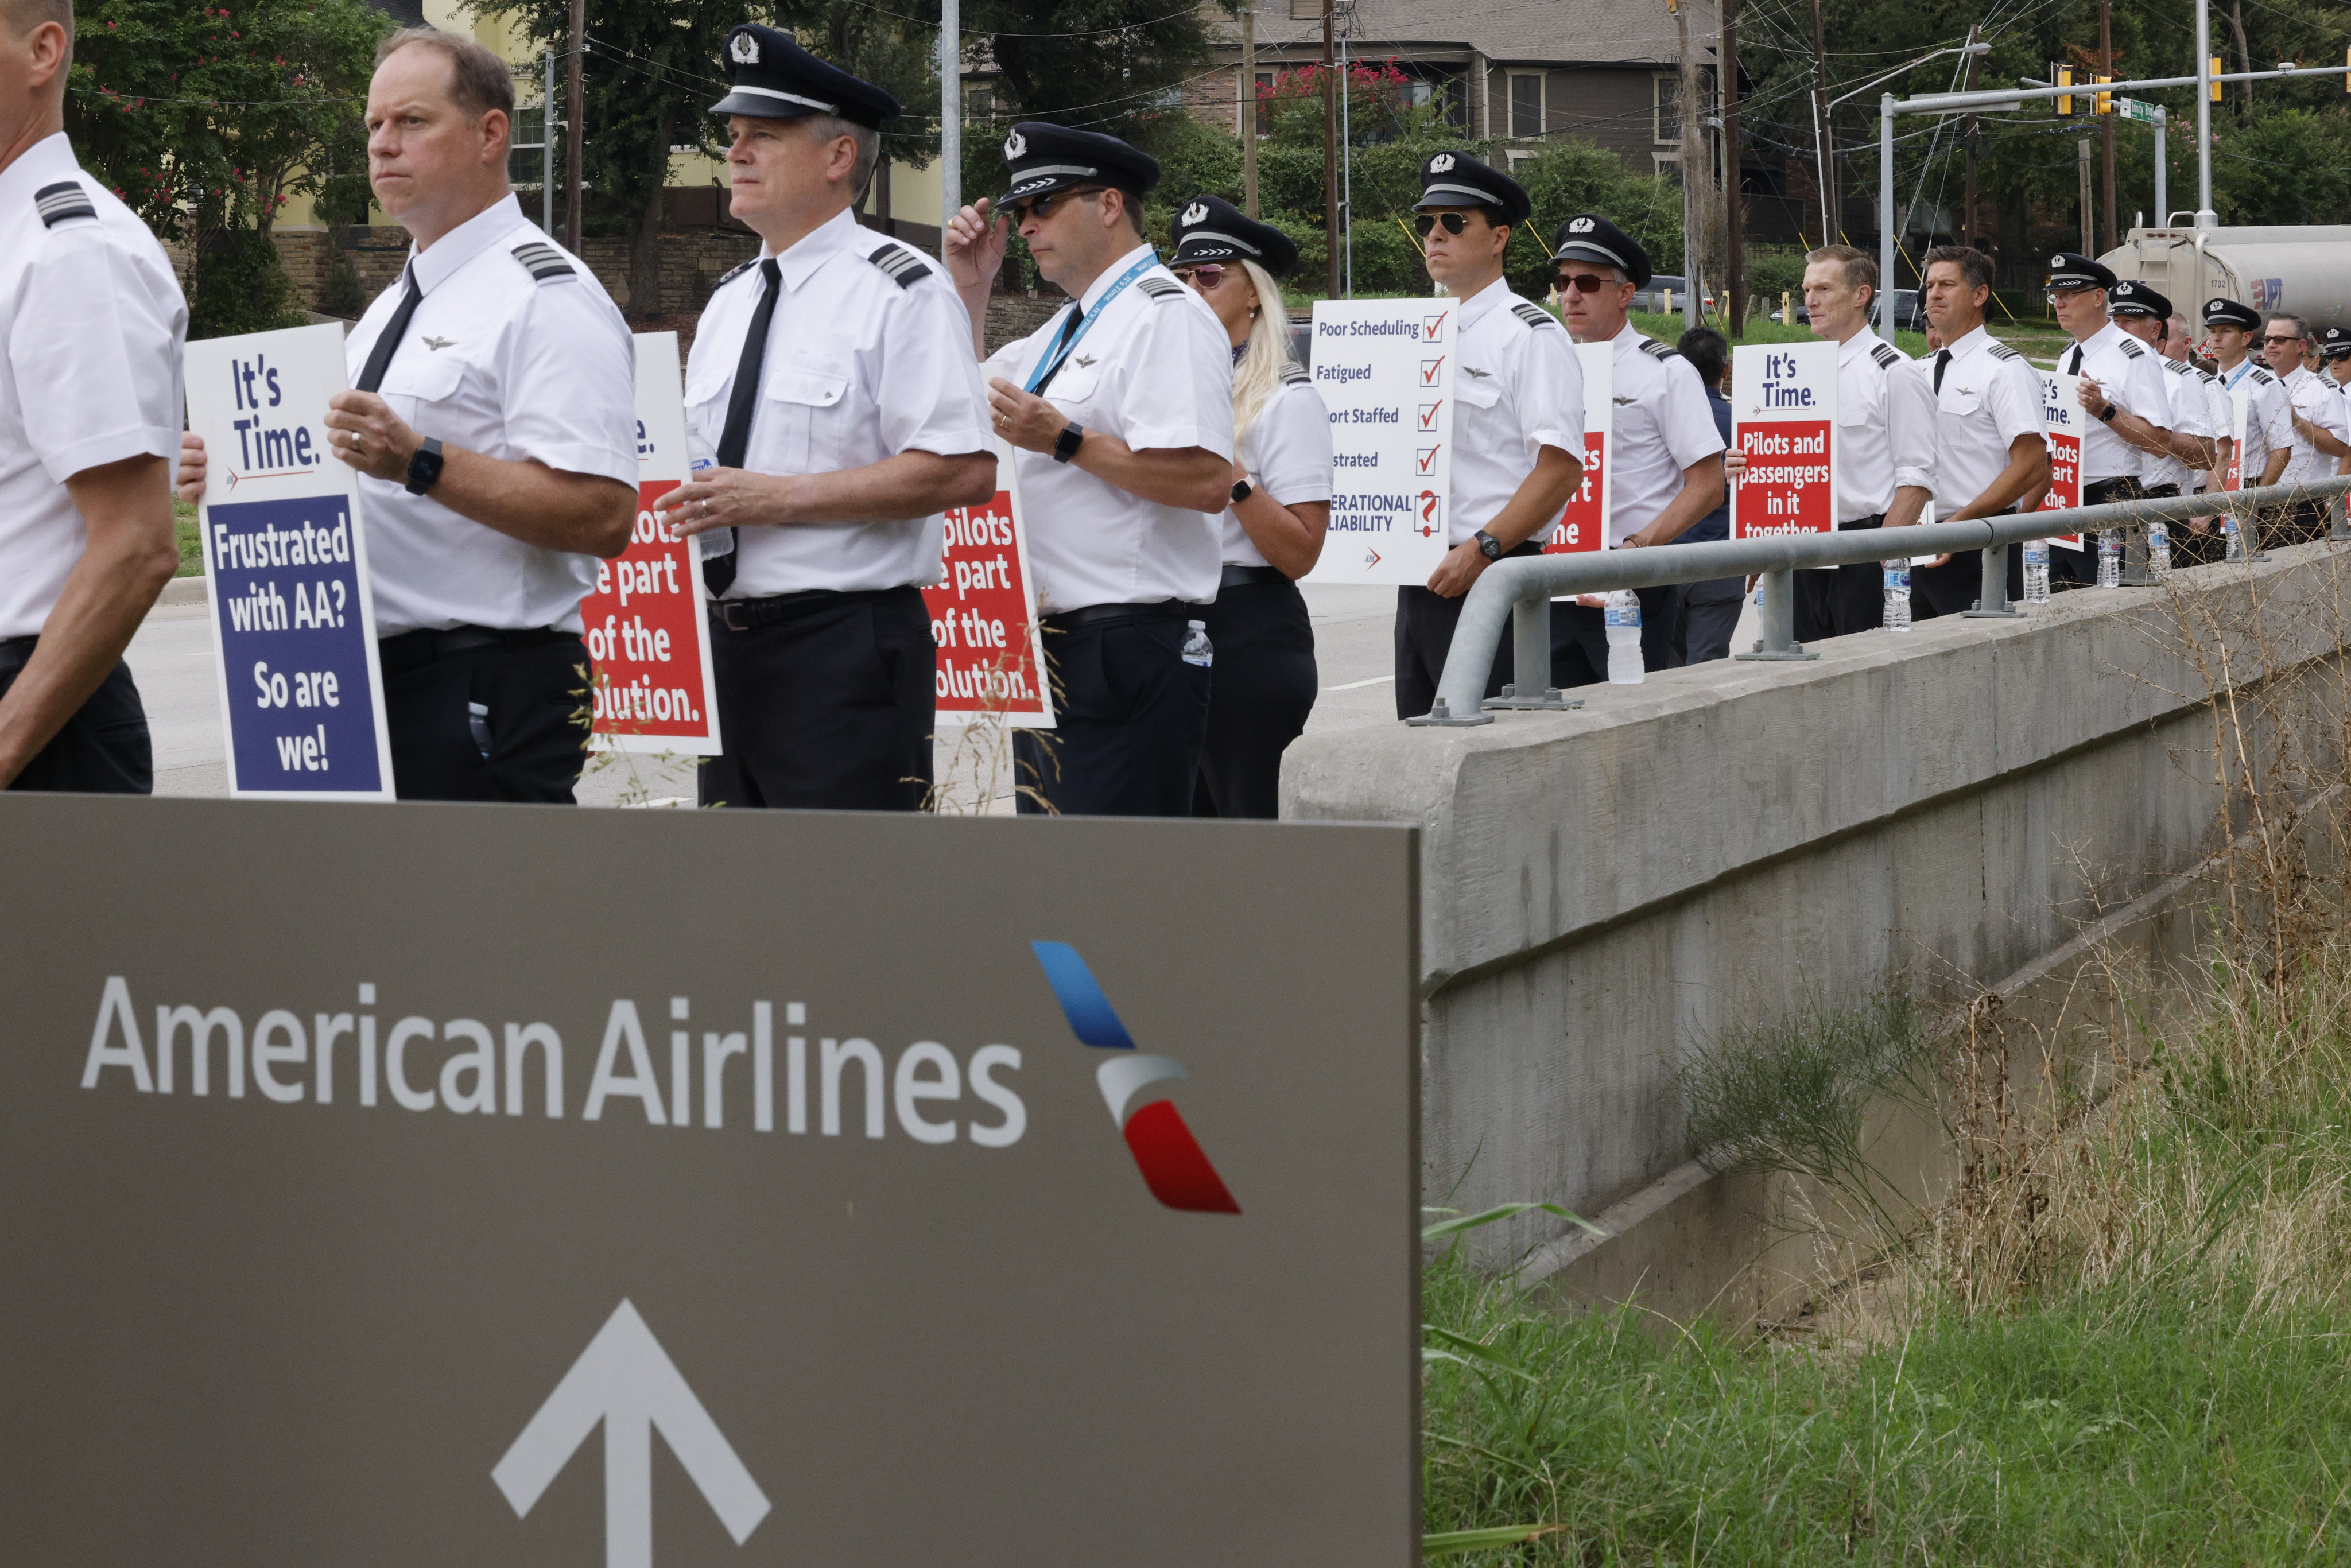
[1030,941,1240,1214]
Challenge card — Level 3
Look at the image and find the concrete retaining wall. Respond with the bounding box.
[1283,545,2351,1320]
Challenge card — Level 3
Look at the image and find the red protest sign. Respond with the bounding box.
[1731,341,1837,539]
[2040,371,2084,549]
[922,440,1053,727]
[585,333,722,754]
[1545,342,1611,553]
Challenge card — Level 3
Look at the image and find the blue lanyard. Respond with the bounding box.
[1023,251,1157,394]
[2225,360,2252,391]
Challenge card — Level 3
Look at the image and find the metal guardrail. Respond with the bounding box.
[1407,478,2351,725]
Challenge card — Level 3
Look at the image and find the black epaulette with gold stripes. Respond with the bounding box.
[1988,342,2022,362]
[34,180,95,228]
[511,240,577,283]
[1137,277,1185,300]
[1870,341,1903,370]
[1511,300,1559,330]
[867,243,932,288]
[1639,337,1682,362]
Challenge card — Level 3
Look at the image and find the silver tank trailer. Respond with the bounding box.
[2100,226,2351,328]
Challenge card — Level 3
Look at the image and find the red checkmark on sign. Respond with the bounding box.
[1418,401,1442,430]
[1424,311,1450,340]
[1416,445,1441,473]
[1419,356,1445,385]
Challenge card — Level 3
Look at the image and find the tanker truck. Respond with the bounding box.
[2099,225,2351,328]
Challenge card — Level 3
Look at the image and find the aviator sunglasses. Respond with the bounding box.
[1413,211,1474,238]
[1006,187,1101,224]
[1171,263,1235,289]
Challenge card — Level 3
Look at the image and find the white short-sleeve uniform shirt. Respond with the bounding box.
[685,207,992,596]
[1833,328,1936,521]
[1927,325,2046,515]
[1599,321,1724,546]
[1445,277,1584,547]
[2281,364,2351,486]
[347,194,637,637]
[984,244,1235,612]
[2146,355,2221,492]
[2060,321,2173,485]
[2220,359,2295,475]
[1225,363,1332,566]
[0,134,187,639]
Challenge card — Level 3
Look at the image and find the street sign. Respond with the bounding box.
[0,797,1419,1566]
[2115,95,2160,123]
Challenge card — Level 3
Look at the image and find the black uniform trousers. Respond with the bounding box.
[1794,514,1886,642]
[1673,576,1745,666]
[698,585,935,812]
[1914,534,2026,620]
[1551,585,1679,687]
[381,627,592,803]
[1193,572,1316,820]
[1015,604,1209,818]
[1392,539,1541,719]
[0,638,151,793]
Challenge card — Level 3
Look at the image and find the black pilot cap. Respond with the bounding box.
[1170,195,1299,277]
[1551,212,1652,290]
[1412,150,1531,226]
[997,122,1161,208]
[2203,297,2261,330]
[708,24,899,129]
[2107,279,2171,319]
[2045,250,2117,292]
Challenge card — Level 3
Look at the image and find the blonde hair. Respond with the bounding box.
[1229,258,1295,442]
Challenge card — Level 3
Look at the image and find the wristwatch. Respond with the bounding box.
[2096,404,2117,424]
[1473,529,1504,561]
[1052,422,1085,464]
[404,436,445,495]
[1231,477,1255,506]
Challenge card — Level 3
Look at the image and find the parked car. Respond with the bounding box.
[1630,274,1715,314]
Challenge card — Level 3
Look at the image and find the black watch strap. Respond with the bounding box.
[1231,477,1254,506]
[404,436,445,495]
[1052,422,1085,464]
[1474,529,1503,560]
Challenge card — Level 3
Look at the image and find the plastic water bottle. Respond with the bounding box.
[686,431,733,564]
[2023,540,2052,604]
[2147,522,2172,580]
[2096,529,2123,588]
[1181,619,1213,669]
[1881,560,1911,631]
[1604,591,1644,684]
[2224,514,2247,562]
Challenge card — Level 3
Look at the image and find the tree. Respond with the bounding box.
[67,0,387,336]
[966,0,1224,126]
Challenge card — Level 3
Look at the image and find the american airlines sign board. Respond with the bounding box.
[0,797,1419,1566]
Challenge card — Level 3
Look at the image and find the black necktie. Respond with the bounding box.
[355,270,423,394]
[1933,349,1952,394]
[1029,304,1087,397]
[2066,345,2084,375]
[706,259,781,595]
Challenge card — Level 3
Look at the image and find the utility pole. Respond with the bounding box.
[1670,0,1703,328]
[1959,24,1978,247]
[940,0,960,238]
[1810,0,1833,246]
[1242,4,1258,218]
[564,0,583,254]
[2077,137,2094,256]
[1326,0,1344,297]
[1722,0,1742,332]
[2098,0,2117,252]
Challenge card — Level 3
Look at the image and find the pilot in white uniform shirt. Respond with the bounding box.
[1793,322,1935,641]
[0,131,187,793]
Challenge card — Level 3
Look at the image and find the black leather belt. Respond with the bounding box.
[1040,600,1190,633]
[0,634,33,675]
[378,624,576,677]
[1842,512,1886,531]
[1219,564,1287,589]
[709,587,893,632]
[2141,484,2181,499]
[2084,476,2143,504]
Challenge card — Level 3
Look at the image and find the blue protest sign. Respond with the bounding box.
[186,324,395,798]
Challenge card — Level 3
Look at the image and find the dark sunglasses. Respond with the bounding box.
[1171,263,1234,289]
[1414,212,1472,238]
[1555,273,1619,296]
[2263,333,2304,345]
[1008,187,1099,224]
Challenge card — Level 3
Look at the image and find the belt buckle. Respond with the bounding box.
[716,600,751,632]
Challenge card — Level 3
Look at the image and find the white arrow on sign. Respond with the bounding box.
[492,1299,771,1568]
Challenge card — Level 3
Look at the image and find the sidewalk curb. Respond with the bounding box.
[156,576,208,609]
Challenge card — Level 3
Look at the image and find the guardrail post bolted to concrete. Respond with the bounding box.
[1733,568,1817,661]
[2331,492,2350,543]
[1962,542,2020,618]
[1486,593,1584,711]
[2119,523,2153,587]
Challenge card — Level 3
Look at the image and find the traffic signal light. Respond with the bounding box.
[2096,73,2113,114]
[2058,65,2074,114]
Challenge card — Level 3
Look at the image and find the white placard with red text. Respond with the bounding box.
[1302,298,1456,585]
[1729,340,1837,538]
[1541,341,1612,557]
[922,436,1053,728]
[2039,371,2084,549]
[583,332,722,754]
[2224,386,2250,491]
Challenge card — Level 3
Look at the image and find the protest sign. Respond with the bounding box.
[583,333,721,755]
[2224,385,2250,491]
[2040,371,2085,549]
[184,323,394,799]
[1543,342,1612,554]
[1303,298,1454,585]
[922,438,1052,727]
[1729,341,1837,538]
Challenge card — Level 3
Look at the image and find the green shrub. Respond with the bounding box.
[189,228,304,340]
